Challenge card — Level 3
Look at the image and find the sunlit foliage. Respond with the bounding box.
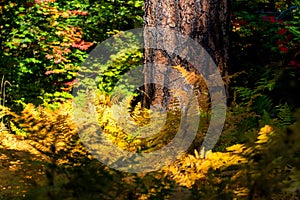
[0,0,300,199]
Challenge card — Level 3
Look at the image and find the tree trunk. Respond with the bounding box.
[142,0,229,155]
[142,0,230,109]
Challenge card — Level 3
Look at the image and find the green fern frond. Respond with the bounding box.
[276,103,295,127]
[254,95,273,115]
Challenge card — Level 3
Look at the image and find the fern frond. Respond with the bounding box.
[172,65,210,112]
[276,103,295,126]
[253,95,273,114]
[172,65,206,88]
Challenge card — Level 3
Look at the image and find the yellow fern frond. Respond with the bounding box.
[172,65,202,86]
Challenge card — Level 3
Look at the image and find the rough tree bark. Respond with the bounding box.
[142,0,230,109]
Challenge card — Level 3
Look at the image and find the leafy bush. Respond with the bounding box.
[0,0,144,111]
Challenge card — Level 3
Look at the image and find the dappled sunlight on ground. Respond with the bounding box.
[0,131,47,199]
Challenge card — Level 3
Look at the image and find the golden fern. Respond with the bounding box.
[172,65,210,112]
[172,65,207,90]
[10,103,88,166]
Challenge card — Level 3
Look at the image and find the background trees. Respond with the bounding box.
[0,0,143,111]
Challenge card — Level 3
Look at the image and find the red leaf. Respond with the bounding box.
[277,28,287,35]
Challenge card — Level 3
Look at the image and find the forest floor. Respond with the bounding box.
[0,130,193,200]
[0,131,48,199]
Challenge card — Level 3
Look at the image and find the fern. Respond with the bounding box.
[172,65,210,112]
[8,102,90,179]
[276,103,295,127]
[95,92,183,153]
[9,121,28,136]
[233,86,255,106]
[255,68,278,92]
[253,95,274,115]
[259,110,273,127]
